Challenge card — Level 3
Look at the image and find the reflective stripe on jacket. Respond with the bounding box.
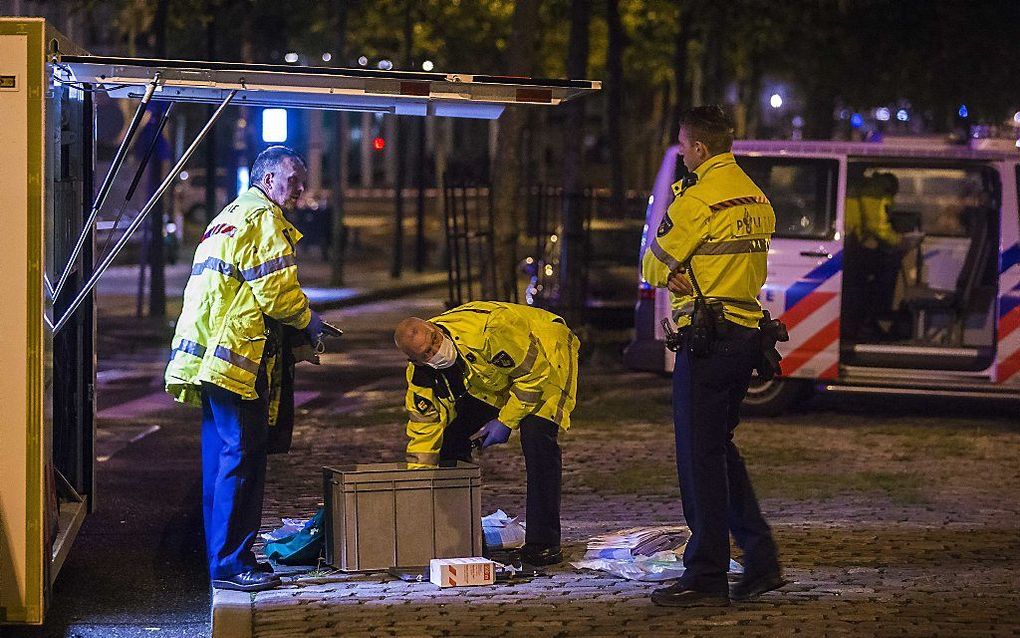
[404,301,580,467]
[165,187,312,407]
[642,152,776,328]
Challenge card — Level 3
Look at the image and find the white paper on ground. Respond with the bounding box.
[481,509,527,549]
[259,518,309,542]
[572,551,743,582]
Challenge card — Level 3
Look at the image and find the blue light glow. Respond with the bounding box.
[850,113,864,128]
[262,109,288,143]
[236,166,249,196]
[958,104,969,118]
[896,109,909,122]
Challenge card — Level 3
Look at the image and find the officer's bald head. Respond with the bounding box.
[394,317,443,364]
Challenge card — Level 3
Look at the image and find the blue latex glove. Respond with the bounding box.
[304,310,324,342]
[471,419,512,449]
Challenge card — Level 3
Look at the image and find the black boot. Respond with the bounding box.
[212,570,281,592]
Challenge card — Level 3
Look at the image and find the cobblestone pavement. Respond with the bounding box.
[221,296,1020,637]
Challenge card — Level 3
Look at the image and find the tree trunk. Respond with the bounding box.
[605,0,626,216]
[671,3,692,140]
[390,0,414,279]
[488,0,540,301]
[204,1,218,224]
[330,0,349,285]
[558,0,591,325]
[803,86,837,140]
[146,0,169,318]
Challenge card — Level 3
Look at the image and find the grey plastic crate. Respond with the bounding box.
[323,462,482,571]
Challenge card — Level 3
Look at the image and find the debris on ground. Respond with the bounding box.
[572,525,742,581]
[481,509,526,550]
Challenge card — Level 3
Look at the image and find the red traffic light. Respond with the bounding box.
[372,137,386,151]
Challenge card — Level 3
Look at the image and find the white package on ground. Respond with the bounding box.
[481,509,527,550]
[260,517,310,542]
[572,525,742,581]
[429,557,496,587]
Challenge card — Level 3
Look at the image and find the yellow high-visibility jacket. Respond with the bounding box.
[403,301,580,468]
[642,152,776,328]
[165,187,312,410]
[845,184,900,249]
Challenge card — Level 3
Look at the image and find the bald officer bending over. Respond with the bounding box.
[393,301,579,566]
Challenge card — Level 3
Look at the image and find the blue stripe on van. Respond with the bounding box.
[1000,244,1020,274]
[1000,245,1020,319]
[784,251,843,312]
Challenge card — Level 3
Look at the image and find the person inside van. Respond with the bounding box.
[843,171,908,341]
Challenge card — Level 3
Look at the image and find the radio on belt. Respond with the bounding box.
[429,557,496,588]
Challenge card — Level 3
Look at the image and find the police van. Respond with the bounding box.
[624,138,1020,414]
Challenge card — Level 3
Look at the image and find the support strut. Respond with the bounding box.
[52,74,161,300]
[52,90,236,334]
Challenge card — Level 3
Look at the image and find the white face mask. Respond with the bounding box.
[425,335,458,369]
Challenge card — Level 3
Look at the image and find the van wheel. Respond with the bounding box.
[742,376,811,417]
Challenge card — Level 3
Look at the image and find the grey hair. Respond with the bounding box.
[250,145,305,186]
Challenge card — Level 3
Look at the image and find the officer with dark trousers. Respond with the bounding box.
[642,106,785,606]
[393,301,579,566]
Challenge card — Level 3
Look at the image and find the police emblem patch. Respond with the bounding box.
[657,213,674,237]
[413,393,434,414]
[491,351,516,368]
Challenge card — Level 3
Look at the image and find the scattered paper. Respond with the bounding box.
[572,525,742,581]
[481,509,526,550]
[260,517,309,542]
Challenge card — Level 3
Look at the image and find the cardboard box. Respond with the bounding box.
[429,557,496,588]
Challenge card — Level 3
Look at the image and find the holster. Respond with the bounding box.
[755,310,789,381]
[688,297,726,357]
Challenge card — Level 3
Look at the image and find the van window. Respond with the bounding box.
[847,164,999,237]
[736,157,838,239]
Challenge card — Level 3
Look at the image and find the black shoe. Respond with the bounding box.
[519,544,563,566]
[730,571,787,601]
[255,561,274,573]
[651,582,729,607]
[212,570,281,592]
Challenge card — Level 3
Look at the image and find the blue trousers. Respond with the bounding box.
[201,373,269,579]
[672,326,778,592]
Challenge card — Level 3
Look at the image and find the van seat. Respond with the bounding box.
[902,206,994,342]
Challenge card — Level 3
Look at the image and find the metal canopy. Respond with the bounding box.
[57,55,601,119]
[48,53,601,334]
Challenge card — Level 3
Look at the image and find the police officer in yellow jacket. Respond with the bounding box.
[165,146,324,592]
[393,301,579,566]
[843,172,906,340]
[642,107,784,606]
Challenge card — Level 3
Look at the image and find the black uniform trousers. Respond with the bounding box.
[672,323,779,593]
[439,394,562,548]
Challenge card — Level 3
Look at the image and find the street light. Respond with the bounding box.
[284,52,299,64]
[769,94,783,109]
[357,55,368,66]
[262,109,288,143]
[422,60,434,71]
[322,52,332,62]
